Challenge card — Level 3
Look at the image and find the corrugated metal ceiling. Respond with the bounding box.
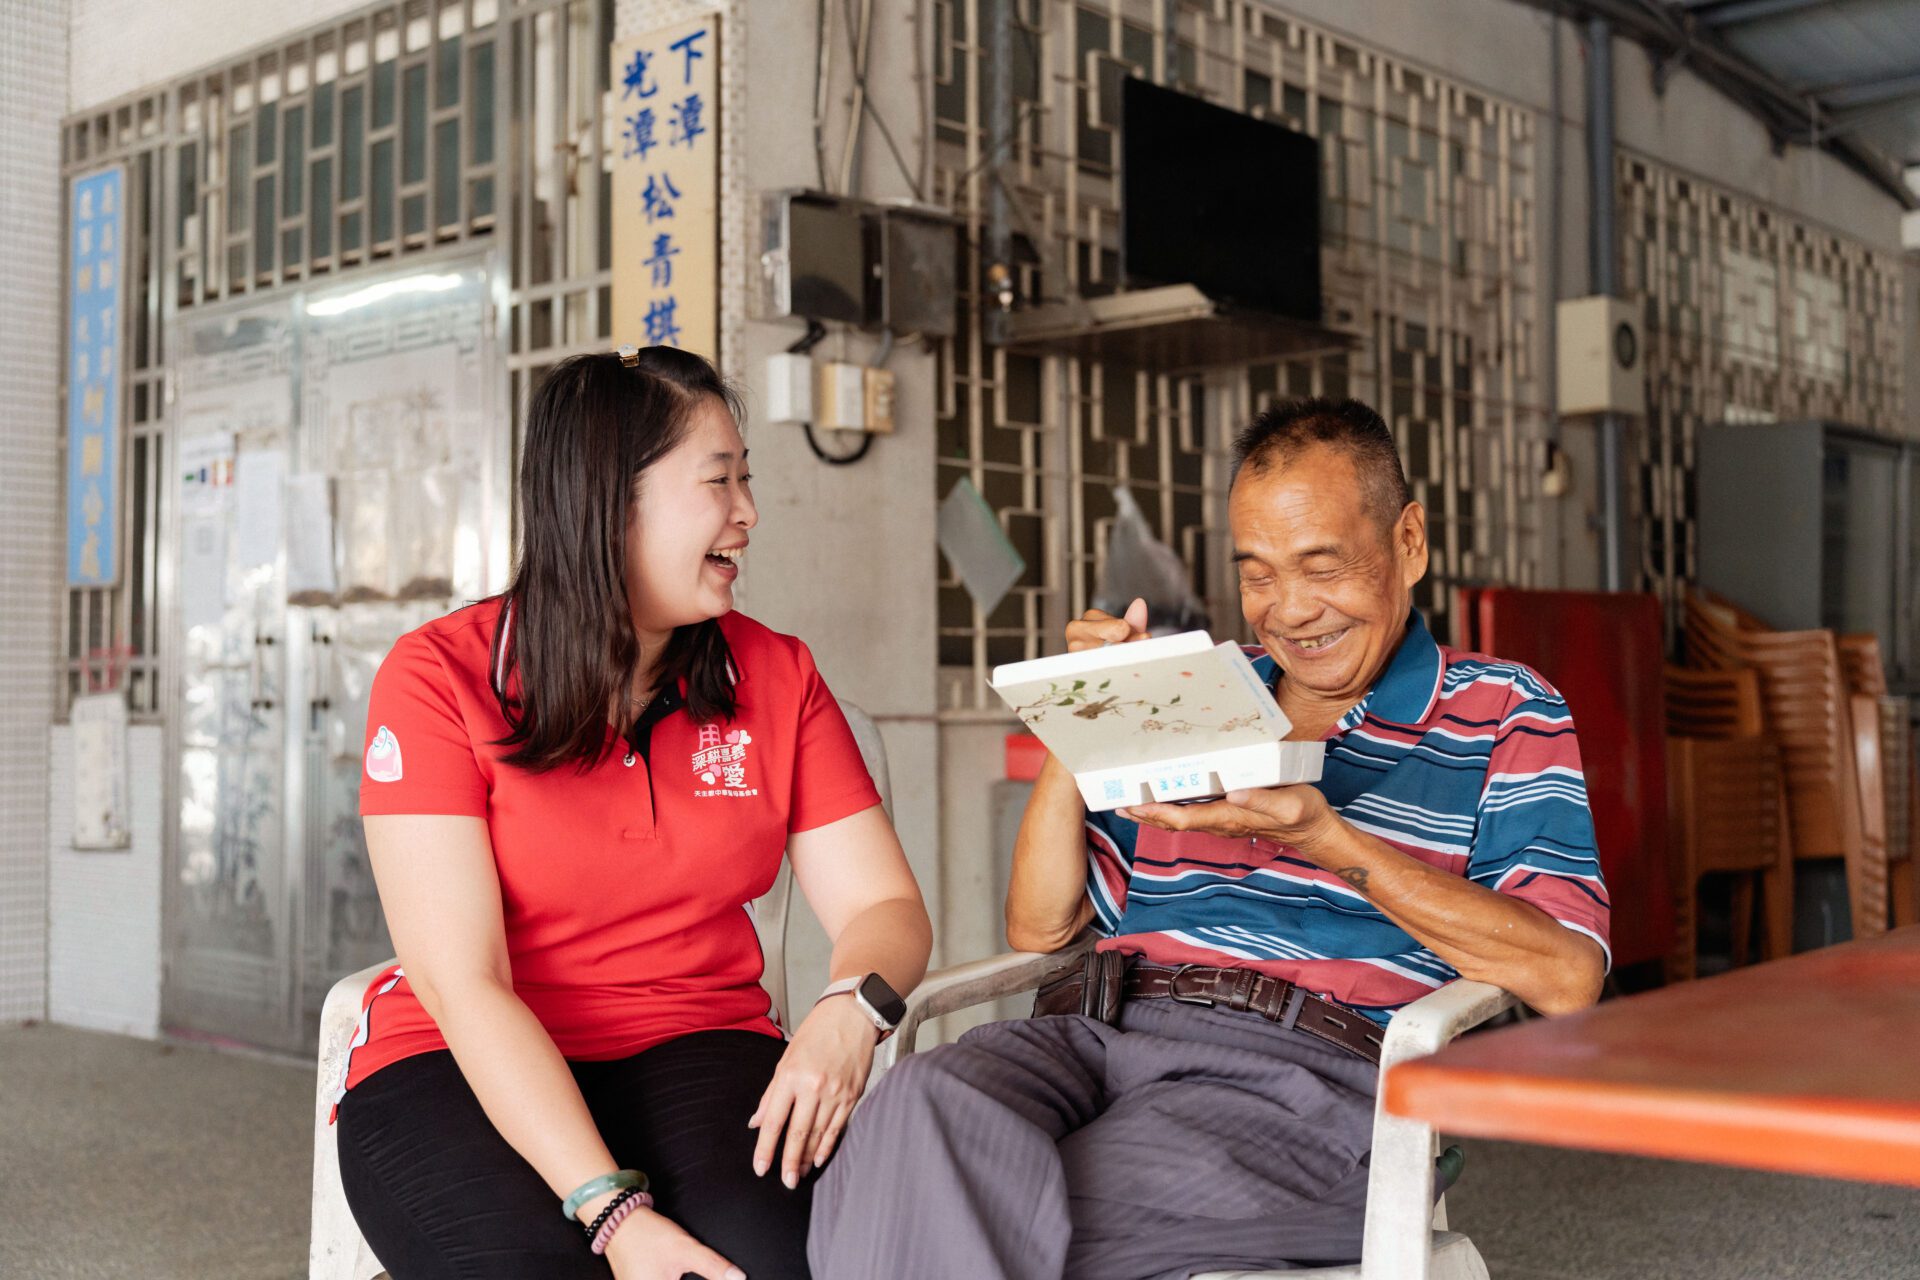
[1552,0,1920,207]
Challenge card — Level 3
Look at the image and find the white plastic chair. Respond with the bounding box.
[309,701,892,1280]
[876,937,1514,1280]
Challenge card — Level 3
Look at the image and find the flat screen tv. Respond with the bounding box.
[1121,77,1322,323]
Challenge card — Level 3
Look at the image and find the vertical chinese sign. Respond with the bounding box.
[67,166,126,587]
[611,14,719,361]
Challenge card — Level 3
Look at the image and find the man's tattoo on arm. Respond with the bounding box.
[1335,866,1370,893]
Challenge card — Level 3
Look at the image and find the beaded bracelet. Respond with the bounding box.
[590,1190,654,1256]
[561,1169,647,1221]
[583,1185,646,1242]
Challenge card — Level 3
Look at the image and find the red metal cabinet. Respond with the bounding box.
[1464,588,1675,971]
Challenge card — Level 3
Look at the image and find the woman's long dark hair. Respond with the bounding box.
[490,347,744,772]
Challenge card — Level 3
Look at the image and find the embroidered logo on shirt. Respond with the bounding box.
[691,725,757,797]
[365,726,404,783]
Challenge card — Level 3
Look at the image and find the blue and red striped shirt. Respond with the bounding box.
[1084,610,1610,1025]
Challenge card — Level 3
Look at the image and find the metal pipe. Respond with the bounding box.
[984,0,1013,346]
[1547,12,1564,447]
[1587,14,1625,592]
[1588,15,1616,298]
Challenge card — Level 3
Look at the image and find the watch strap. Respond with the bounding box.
[817,976,861,1001]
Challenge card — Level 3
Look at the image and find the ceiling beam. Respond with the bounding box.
[1815,92,1920,141]
[1520,0,1915,207]
[1808,68,1920,110]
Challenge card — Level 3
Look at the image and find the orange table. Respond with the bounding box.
[1383,926,1920,1188]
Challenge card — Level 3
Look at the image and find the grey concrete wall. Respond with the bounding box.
[731,0,946,1003]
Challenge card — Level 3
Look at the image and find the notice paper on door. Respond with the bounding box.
[70,691,130,850]
[178,431,236,520]
[285,473,337,601]
[234,448,286,571]
[180,515,228,632]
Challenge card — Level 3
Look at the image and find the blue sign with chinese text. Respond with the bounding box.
[67,166,124,587]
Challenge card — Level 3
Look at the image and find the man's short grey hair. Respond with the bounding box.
[1229,397,1412,537]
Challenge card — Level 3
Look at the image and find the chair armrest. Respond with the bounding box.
[1361,979,1517,1280]
[1376,979,1517,1070]
[879,936,1095,1071]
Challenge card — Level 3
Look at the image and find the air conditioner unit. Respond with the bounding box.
[1557,296,1644,417]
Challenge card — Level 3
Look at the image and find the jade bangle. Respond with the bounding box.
[561,1169,648,1221]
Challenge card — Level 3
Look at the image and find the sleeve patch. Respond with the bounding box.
[365,726,404,783]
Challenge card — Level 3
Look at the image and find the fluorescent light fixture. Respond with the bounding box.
[306,272,462,316]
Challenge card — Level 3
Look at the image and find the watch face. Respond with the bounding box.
[857,973,907,1028]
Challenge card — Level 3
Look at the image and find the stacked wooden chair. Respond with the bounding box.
[1662,664,1792,982]
[1837,635,1918,930]
[1682,592,1889,942]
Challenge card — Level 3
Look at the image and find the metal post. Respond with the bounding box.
[1587,14,1625,592]
[984,0,1013,346]
[1587,17,1616,299]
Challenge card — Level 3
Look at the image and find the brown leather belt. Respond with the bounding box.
[1034,956,1384,1067]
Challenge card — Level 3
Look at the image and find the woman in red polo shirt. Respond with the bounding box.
[334,346,931,1280]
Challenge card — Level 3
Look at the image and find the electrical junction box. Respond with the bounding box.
[765,353,814,426]
[877,203,959,337]
[815,361,867,431]
[760,189,959,337]
[762,192,874,327]
[1557,295,1644,417]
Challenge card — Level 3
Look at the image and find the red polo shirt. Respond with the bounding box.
[333,597,881,1099]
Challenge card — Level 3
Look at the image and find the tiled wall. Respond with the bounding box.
[0,0,67,1024]
[67,0,370,112]
[47,726,163,1038]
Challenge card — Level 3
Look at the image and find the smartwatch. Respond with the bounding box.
[817,973,907,1032]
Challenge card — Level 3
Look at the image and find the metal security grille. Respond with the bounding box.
[60,0,624,717]
[932,0,1546,712]
[1617,152,1907,628]
[167,2,505,308]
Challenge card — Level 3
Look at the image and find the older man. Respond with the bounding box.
[810,398,1609,1280]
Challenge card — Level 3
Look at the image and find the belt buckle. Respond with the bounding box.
[1167,964,1215,1007]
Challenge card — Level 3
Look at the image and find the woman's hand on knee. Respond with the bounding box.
[749,997,879,1187]
[603,1206,744,1280]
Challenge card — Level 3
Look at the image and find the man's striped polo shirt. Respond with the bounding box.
[1083,609,1610,1025]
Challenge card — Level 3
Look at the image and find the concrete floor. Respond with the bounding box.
[1,1022,311,1279]
[3,1021,1918,1279]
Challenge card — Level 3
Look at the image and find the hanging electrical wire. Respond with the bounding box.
[838,0,873,195]
[814,0,834,190]
[786,320,874,467]
[913,0,932,200]
[836,0,927,203]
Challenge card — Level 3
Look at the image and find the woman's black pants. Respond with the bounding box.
[336,1030,814,1279]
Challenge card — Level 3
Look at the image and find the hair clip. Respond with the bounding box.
[616,344,641,367]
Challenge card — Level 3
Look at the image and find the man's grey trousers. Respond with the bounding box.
[809,998,1380,1280]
